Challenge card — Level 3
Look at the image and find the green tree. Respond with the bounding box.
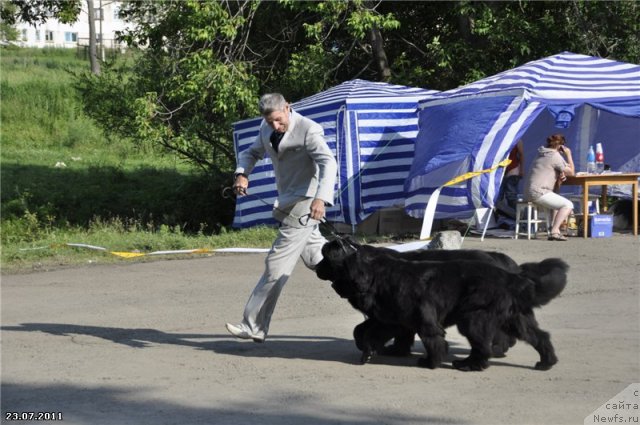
[77,0,402,174]
[76,0,639,176]
[379,1,640,90]
[279,0,400,98]
[0,0,19,42]
[1,0,81,24]
[77,0,261,176]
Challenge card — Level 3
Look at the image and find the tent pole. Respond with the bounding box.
[480,208,493,241]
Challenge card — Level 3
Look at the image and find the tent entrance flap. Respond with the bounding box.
[405,95,519,218]
[470,99,545,211]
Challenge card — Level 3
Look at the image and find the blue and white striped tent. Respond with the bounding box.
[232,79,438,228]
[405,52,640,220]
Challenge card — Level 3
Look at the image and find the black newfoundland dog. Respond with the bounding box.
[350,243,521,362]
[316,239,568,371]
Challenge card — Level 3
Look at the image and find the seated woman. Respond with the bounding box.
[522,133,575,241]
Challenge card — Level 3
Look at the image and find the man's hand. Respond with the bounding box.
[233,175,249,196]
[310,198,326,221]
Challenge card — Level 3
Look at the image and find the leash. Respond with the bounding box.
[222,186,344,237]
[222,186,358,255]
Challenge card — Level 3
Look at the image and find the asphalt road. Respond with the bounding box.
[2,235,639,424]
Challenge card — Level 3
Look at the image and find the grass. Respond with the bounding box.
[1,222,279,274]
[0,47,276,273]
[2,47,102,150]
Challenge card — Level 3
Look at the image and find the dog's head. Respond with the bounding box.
[315,237,382,300]
[315,237,360,282]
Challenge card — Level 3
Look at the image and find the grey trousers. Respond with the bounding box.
[239,222,326,339]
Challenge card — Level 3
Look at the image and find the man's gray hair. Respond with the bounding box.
[259,93,287,115]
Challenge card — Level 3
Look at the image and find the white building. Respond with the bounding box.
[14,1,131,49]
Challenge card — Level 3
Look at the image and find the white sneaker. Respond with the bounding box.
[225,323,265,343]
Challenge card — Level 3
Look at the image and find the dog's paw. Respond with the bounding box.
[417,357,440,369]
[379,345,411,357]
[452,358,488,372]
[534,361,555,371]
[360,350,374,364]
[491,344,508,358]
[535,353,558,370]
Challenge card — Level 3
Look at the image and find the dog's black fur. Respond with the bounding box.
[347,242,521,361]
[316,239,568,371]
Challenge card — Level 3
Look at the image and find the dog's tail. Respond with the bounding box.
[518,258,569,307]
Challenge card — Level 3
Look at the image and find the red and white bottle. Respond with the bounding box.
[595,143,605,174]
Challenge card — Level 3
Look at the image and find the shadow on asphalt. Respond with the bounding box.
[0,382,467,425]
[2,322,364,365]
[2,322,536,370]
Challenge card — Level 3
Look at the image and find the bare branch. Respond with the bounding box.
[399,35,427,56]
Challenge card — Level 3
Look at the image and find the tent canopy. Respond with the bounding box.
[232,79,438,228]
[405,52,640,219]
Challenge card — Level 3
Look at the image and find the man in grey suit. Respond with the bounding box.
[226,93,338,342]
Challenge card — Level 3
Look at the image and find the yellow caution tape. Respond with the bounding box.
[418,158,513,240]
[442,158,512,187]
[110,251,147,258]
[19,243,270,258]
[108,247,270,257]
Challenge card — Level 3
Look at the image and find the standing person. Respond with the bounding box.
[496,139,525,220]
[523,133,575,241]
[225,93,337,342]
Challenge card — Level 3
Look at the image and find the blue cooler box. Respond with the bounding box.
[590,214,613,238]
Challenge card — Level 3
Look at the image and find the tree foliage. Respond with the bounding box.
[378,1,640,89]
[1,0,82,42]
[1,0,81,25]
[279,0,401,96]
[73,0,639,177]
[77,0,262,175]
[0,0,19,41]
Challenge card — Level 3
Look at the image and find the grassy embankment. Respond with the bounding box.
[1,47,277,273]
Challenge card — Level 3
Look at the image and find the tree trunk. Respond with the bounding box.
[369,26,391,81]
[457,13,473,43]
[86,0,100,75]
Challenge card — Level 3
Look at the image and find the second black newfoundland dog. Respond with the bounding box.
[316,239,568,371]
[350,243,521,362]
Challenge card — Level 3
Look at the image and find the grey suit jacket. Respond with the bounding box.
[235,109,338,221]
